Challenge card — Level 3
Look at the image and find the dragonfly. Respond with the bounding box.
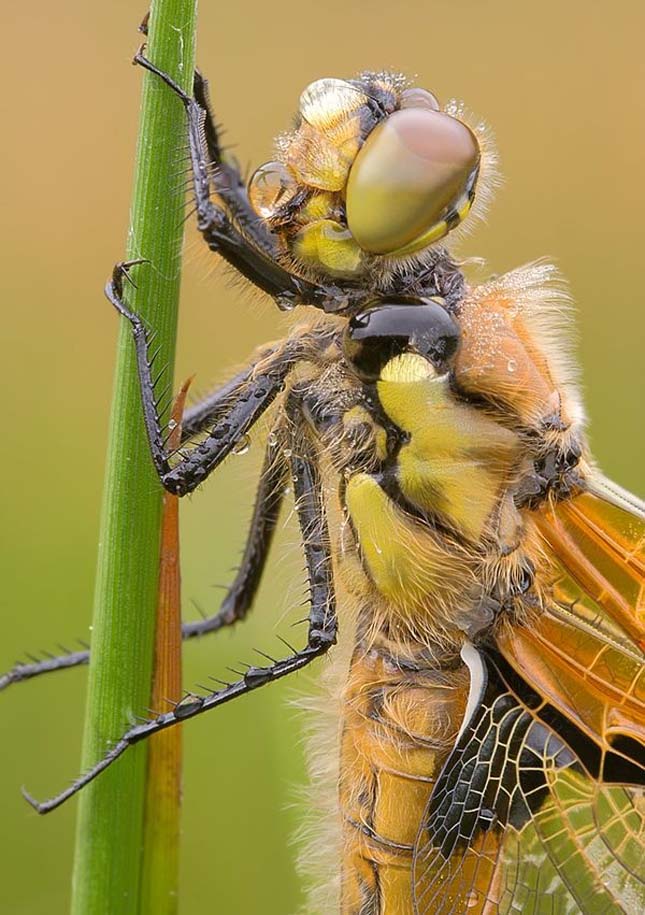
[3,44,644,915]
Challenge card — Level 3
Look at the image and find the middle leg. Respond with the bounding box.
[182,417,289,638]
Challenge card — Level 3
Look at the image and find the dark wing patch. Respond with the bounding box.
[412,651,645,914]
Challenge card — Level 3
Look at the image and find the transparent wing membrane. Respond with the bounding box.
[412,654,645,914]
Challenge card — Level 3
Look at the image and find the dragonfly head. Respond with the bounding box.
[248,74,495,279]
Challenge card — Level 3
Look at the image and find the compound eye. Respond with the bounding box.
[345,107,480,255]
[343,297,460,382]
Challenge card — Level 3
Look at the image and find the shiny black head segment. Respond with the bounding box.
[343,296,460,382]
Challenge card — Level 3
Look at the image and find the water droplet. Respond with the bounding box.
[444,98,464,119]
[248,160,298,218]
[507,359,517,373]
[232,434,250,456]
[283,448,293,459]
[283,485,292,496]
[466,891,479,908]
[167,418,178,431]
[276,294,297,312]
[267,431,278,447]
[174,693,204,719]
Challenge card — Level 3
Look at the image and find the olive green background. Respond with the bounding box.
[2,1,643,913]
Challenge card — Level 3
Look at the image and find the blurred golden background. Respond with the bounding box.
[2,1,644,912]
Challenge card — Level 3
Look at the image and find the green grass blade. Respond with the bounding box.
[71,3,197,914]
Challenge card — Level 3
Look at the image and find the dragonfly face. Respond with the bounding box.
[8,53,644,915]
[248,74,486,279]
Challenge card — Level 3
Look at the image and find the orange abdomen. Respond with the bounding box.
[339,638,469,914]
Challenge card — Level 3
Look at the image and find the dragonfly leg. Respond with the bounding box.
[105,260,315,495]
[133,48,369,315]
[0,426,289,691]
[0,648,91,692]
[182,419,290,638]
[23,413,336,814]
[190,69,272,247]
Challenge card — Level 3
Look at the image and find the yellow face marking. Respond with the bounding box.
[300,191,338,222]
[284,124,355,191]
[380,352,436,383]
[293,218,364,277]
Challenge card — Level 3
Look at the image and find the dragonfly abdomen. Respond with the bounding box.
[338,632,469,914]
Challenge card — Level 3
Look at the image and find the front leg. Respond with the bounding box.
[23,412,337,814]
[137,15,265,246]
[133,49,369,314]
[191,69,268,243]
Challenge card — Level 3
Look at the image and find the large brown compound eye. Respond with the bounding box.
[345,106,480,255]
[343,297,460,383]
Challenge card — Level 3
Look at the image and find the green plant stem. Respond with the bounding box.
[71,4,197,914]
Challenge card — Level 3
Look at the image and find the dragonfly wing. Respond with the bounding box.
[412,651,645,914]
[413,479,645,913]
[500,479,645,771]
[535,476,645,641]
